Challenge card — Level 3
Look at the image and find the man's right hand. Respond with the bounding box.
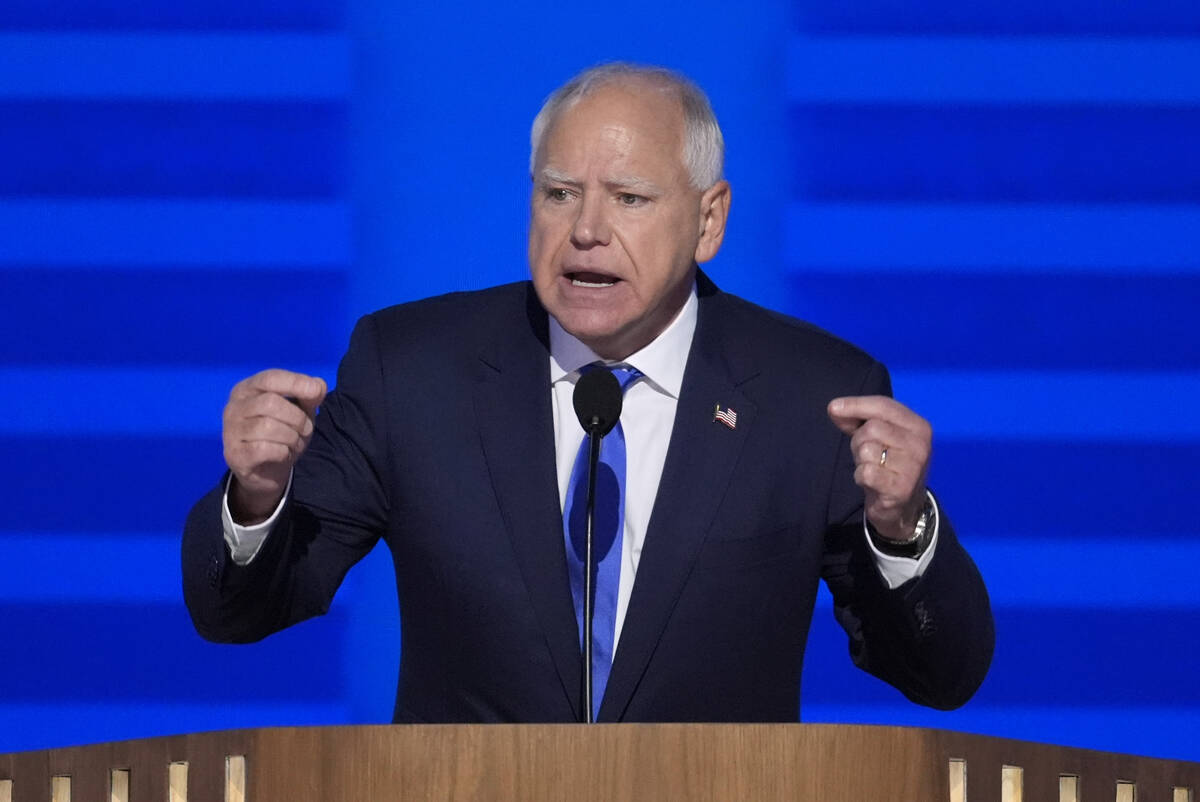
[223,369,327,525]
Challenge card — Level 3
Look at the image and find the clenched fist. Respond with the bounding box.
[223,369,327,524]
[827,395,932,543]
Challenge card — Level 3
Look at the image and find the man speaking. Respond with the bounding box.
[183,63,993,723]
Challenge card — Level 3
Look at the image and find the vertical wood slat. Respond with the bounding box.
[949,759,966,802]
[51,775,71,802]
[168,762,188,802]
[1001,766,1023,802]
[0,778,10,802]
[226,756,246,802]
[1059,775,1079,802]
[110,768,129,802]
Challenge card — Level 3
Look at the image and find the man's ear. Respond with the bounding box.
[694,180,731,264]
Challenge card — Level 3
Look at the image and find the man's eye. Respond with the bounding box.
[618,193,645,206]
[546,187,572,202]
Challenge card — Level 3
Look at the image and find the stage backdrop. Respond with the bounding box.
[2,0,1198,761]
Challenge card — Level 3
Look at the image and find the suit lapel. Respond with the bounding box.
[473,287,581,718]
[599,281,759,720]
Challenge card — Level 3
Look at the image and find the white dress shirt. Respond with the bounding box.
[223,282,937,653]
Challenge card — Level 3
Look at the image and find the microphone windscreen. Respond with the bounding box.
[573,368,623,436]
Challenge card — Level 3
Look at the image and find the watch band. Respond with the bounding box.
[868,495,935,559]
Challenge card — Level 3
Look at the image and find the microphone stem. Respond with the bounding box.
[583,425,602,723]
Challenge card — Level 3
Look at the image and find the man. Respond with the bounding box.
[184,63,993,723]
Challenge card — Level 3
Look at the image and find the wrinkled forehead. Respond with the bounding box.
[535,83,687,172]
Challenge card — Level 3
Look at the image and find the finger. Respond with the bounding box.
[851,423,926,474]
[224,400,313,443]
[826,401,866,435]
[231,369,327,407]
[239,391,315,436]
[237,417,308,455]
[289,378,327,416]
[228,439,294,471]
[853,461,914,506]
[849,418,908,462]
[855,439,888,470]
[829,395,928,434]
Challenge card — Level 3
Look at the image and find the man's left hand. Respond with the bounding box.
[827,395,932,542]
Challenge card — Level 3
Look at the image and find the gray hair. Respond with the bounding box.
[529,62,725,190]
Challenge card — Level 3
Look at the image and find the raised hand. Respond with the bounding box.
[827,395,932,542]
[222,369,327,524]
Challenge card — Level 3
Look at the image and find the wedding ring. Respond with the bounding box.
[879,447,889,467]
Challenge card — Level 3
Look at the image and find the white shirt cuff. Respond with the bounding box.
[864,490,940,590]
[220,472,292,567]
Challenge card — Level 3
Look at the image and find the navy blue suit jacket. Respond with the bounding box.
[183,274,993,722]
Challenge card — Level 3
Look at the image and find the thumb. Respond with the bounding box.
[827,398,864,435]
[292,376,327,415]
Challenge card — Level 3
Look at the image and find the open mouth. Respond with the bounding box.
[567,271,619,288]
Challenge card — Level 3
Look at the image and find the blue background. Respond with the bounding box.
[2,0,1198,763]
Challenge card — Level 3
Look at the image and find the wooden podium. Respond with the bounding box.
[2,724,1198,802]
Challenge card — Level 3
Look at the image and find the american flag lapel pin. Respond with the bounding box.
[713,404,737,429]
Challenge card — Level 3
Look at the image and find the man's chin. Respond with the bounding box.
[552,312,638,360]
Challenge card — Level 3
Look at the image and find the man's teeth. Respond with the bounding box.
[571,277,616,288]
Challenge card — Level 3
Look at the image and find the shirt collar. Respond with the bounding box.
[549,282,698,399]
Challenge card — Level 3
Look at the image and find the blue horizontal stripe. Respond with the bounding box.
[0,530,387,604]
[0,0,343,32]
[967,538,1200,609]
[785,203,1200,271]
[782,272,1200,371]
[0,366,337,435]
[2,436,226,533]
[0,101,345,199]
[811,538,1200,609]
[0,200,350,266]
[794,0,1200,36]
[0,269,348,366]
[0,702,350,755]
[0,436,1190,539]
[927,440,1196,538]
[889,371,1200,441]
[0,534,180,602]
[788,37,1200,105]
[0,602,345,702]
[0,34,348,100]
[802,605,1200,706]
[801,705,1200,764]
[791,105,1200,204]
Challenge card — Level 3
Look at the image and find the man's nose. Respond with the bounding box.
[570,194,611,247]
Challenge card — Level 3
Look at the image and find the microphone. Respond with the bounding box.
[573,368,622,437]
[571,368,623,723]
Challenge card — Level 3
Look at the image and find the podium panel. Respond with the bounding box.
[2,724,1198,802]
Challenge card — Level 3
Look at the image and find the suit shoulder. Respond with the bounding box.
[365,281,529,332]
[351,281,535,355]
[713,290,881,376]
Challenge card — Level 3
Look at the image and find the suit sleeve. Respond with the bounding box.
[820,360,995,710]
[182,314,391,643]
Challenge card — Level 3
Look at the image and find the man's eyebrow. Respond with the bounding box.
[605,176,662,194]
[536,167,579,186]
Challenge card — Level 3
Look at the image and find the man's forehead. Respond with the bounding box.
[535,89,686,177]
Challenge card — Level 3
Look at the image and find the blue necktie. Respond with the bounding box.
[563,364,641,721]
